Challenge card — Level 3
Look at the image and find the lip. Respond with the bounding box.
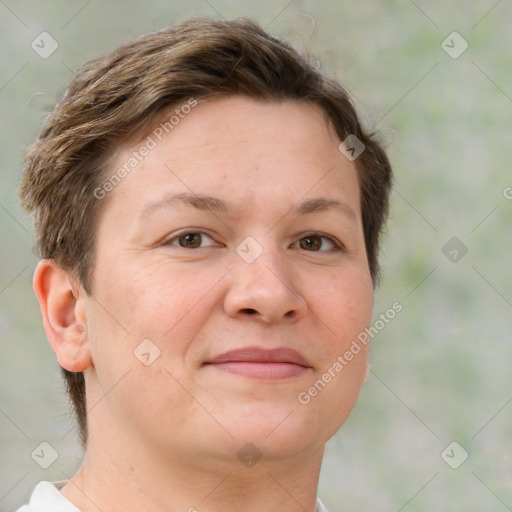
[205,346,311,380]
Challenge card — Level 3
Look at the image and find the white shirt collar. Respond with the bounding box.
[316,496,329,512]
[19,480,81,511]
[20,480,328,512]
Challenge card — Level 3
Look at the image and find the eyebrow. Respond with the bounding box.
[294,197,357,221]
[141,193,357,222]
[141,192,229,217]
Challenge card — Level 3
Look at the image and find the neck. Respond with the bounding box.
[60,428,325,512]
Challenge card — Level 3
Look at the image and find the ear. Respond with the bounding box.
[33,260,93,372]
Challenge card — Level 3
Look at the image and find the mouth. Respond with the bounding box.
[204,346,311,380]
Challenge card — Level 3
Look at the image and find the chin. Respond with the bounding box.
[217,404,331,456]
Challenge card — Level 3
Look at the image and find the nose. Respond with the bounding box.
[223,246,307,324]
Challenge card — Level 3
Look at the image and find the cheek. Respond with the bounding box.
[91,256,202,335]
[298,269,372,438]
[89,257,229,375]
[313,266,374,349]
[84,265,204,428]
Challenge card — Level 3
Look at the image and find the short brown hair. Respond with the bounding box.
[20,16,393,448]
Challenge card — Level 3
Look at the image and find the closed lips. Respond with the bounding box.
[205,347,311,380]
[206,346,310,366]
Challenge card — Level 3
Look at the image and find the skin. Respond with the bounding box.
[34,95,374,512]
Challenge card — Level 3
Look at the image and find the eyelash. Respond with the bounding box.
[299,232,345,252]
[164,230,344,252]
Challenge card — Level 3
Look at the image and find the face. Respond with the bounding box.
[82,95,373,468]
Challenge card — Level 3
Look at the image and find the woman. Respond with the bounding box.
[16,16,393,512]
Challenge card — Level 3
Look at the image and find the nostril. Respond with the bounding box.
[242,308,258,315]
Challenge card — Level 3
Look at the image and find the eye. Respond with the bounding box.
[166,231,218,249]
[295,233,342,252]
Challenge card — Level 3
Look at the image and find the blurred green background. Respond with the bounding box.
[1,1,511,511]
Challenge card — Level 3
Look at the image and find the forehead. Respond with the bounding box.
[101,95,360,222]
[124,95,341,164]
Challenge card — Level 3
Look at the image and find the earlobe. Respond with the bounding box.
[33,260,93,372]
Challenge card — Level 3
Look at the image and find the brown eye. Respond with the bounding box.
[299,236,323,251]
[177,233,202,248]
[295,233,341,252]
[165,230,219,250]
